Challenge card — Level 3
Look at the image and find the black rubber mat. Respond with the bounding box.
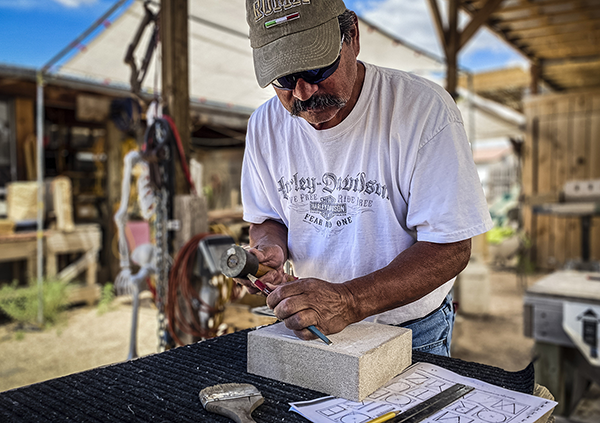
[0,328,534,422]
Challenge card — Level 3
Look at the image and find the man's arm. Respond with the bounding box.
[267,239,471,340]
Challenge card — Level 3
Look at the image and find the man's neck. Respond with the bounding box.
[311,61,366,131]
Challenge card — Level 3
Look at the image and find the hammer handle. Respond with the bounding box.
[256,263,296,282]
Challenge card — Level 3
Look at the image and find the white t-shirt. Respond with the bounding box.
[241,62,493,324]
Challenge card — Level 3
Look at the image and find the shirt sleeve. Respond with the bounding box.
[240,115,284,225]
[406,121,494,243]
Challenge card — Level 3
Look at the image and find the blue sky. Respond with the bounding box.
[0,0,527,73]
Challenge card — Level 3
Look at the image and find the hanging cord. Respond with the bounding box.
[166,233,243,345]
[162,115,196,195]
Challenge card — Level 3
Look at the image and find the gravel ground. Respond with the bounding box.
[0,269,598,422]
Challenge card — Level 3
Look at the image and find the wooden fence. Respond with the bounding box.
[522,90,600,270]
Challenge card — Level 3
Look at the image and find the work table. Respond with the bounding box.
[0,328,539,422]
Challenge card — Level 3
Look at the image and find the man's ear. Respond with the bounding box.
[351,14,360,57]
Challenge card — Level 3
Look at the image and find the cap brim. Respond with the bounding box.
[253,17,341,88]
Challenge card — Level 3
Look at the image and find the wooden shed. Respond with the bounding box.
[454,0,600,270]
[522,91,600,269]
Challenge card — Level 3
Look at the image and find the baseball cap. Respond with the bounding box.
[246,0,347,88]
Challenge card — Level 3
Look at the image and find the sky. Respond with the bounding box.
[0,0,528,73]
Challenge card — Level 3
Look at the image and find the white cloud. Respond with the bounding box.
[53,0,99,7]
[360,0,443,57]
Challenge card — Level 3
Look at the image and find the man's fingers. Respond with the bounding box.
[266,278,306,309]
[278,304,320,331]
[291,327,317,341]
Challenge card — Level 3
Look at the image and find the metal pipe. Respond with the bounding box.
[36,71,44,325]
[42,0,128,73]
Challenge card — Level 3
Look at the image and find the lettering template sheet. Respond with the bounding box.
[289,362,556,423]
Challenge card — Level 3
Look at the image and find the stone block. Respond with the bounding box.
[247,321,412,401]
[457,259,490,315]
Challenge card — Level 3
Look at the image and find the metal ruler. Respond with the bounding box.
[391,383,474,423]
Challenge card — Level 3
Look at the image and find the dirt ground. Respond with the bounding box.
[0,269,598,422]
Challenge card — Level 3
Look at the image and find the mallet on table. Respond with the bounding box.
[219,245,332,345]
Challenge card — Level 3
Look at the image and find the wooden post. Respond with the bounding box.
[530,60,540,95]
[14,98,34,181]
[447,0,459,99]
[160,0,191,195]
[106,120,123,281]
[426,0,505,100]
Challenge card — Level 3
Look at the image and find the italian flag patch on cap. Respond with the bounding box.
[265,12,300,29]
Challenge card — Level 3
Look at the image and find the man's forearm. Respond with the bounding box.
[343,239,471,323]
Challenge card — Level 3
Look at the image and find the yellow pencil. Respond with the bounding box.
[366,411,398,423]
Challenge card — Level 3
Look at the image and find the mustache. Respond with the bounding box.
[290,94,346,116]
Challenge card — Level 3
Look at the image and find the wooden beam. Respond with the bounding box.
[517,31,599,46]
[535,45,600,60]
[161,0,191,195]
[14,98,34,181]
[479,0,580,14]
[446,0,459,98]
[492,6,599,25]
[530,60,540,95]
[426,0,449,57]
[501,20,600,38]
[105,120,122,282]
[457,67,530,91]
[459,0,505,50]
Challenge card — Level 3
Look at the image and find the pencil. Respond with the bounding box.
[366,411,398,423]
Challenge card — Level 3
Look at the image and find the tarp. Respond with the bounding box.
[58,0,445,112]
[58,0,523,142]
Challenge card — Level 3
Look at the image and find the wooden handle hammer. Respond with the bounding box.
[219,245,295,281]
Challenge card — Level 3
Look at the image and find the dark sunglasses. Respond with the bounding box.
[272,35,345,90]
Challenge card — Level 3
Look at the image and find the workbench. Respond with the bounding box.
[524,270,600,416]
[0,224,102,305]
[0,231,38,280]
[0,328,545,422]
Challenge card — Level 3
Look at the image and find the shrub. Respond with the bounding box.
[0,279,68,327]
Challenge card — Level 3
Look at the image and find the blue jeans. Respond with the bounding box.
[396,294,455,357]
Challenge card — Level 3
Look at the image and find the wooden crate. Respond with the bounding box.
[522,90,600,270]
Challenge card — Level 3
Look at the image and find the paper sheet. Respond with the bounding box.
[289,362,556,423]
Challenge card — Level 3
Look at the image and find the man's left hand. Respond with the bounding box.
[266,278,358,340]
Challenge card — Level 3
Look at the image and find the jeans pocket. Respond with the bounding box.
[413,338,448,356]
[406,294,454,357]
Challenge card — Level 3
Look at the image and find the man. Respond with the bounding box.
[238,0,493,356]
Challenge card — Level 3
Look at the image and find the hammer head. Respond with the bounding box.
[220,245,259,279]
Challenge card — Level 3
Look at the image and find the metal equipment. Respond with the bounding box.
[524,271,600,416]
[532,178,600,271]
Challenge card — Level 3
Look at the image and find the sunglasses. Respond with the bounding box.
[272,35,345,90]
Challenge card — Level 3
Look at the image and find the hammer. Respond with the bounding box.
[219,245,295,282]
[219,245,332,345]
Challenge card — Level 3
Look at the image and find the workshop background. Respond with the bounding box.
[0,1,599,422]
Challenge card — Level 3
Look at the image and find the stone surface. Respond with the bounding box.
[247,321,412,401]
[457,259,490,315]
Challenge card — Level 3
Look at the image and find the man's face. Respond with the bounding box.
[273,30,361,130]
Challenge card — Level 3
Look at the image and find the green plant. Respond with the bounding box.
[97,283,116,316]
[0,278,68,328]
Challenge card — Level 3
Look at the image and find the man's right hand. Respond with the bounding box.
[232,244,286,295]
